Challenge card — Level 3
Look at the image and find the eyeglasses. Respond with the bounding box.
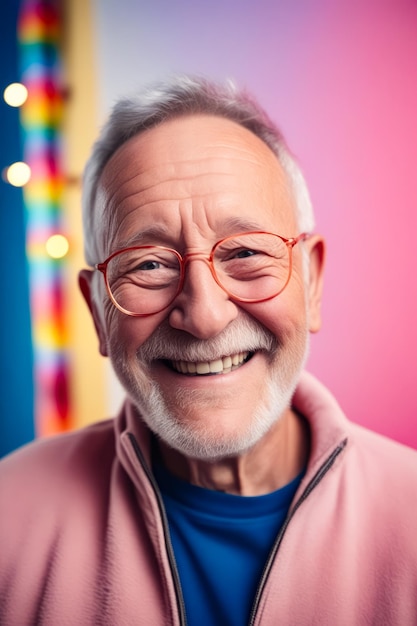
[95,231,309,317]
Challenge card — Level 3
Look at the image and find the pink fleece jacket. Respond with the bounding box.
[1,372,417,625]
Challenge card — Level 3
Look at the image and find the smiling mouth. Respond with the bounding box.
[168,351,252,376]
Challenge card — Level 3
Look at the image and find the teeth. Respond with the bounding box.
[172,352,249,376]
[209,359,224,373]
[196,362,210,375]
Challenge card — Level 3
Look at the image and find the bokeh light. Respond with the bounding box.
[3,82,28,107]
[45,234,70,259]
[5,161,31,186]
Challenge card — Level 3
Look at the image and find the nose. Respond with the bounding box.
[168,256,239,339]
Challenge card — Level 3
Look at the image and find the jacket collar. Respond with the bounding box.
[114,371,350,484]
[292,371,349,477]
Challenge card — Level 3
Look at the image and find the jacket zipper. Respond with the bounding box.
[248,437,348,626]
[128,433,188,626]
[129,432,347,626]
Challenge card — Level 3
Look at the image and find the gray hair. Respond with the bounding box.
[82,75,315,265]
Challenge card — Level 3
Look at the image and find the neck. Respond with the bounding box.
[157,408,310,496]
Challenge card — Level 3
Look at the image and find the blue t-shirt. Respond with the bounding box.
[154,462,303,626]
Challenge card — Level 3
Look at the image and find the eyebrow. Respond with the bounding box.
[220,216,270,235]
[116,225,173,249]
[114,216,272,251]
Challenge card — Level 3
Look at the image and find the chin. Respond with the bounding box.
[124,360,304,461]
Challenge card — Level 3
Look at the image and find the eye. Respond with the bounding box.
[107,248,181,287]
[137,260,163,271]
[234,249,258,259]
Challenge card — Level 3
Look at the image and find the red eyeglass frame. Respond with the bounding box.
[95,231,310,317]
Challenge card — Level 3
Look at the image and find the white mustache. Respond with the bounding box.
[136,315,278,364]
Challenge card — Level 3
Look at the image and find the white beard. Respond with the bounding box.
[110,313,310,461]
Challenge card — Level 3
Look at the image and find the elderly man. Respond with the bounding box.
[1,76,417,625]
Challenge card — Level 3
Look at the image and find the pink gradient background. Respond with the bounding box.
[91,0,417,447]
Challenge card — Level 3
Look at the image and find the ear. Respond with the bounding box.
[78,269,109,356]
[305,235,326,333]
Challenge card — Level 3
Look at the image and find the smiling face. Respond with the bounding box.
[82,114,324,460]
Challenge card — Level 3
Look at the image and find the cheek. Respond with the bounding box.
[238,288,308,340]
[106,310,168,356]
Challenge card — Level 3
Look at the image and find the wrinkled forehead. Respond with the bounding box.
[95,115,298,252]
